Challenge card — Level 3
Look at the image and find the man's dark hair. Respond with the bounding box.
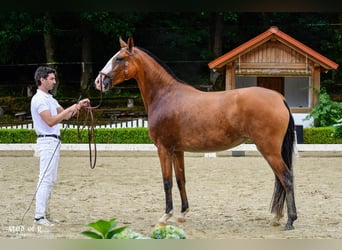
[34,66,56,86]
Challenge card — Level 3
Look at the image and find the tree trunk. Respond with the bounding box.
[43,12,59,96]
[80,21,93,97]
[209,12,224,89]
[211,12,224,57]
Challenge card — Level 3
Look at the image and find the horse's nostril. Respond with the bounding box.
[103,76,111,88]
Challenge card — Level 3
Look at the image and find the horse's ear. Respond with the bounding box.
[127,37,134,54]
[119,37,127,48]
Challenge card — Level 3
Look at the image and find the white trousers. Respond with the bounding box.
[34,137,61,219]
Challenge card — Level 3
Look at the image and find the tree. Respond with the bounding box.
[0,12,42,63]
[0,12,341,100]
[80,18,93,97]
[42,12,59,95]
[207,12,238,89]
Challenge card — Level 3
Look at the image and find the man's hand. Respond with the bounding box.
[78,98,90,108]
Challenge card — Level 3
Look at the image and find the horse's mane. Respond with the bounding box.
[136,46,187,84]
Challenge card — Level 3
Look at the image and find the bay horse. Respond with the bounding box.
[95,37,297,230]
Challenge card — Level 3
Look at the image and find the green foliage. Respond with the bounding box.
[110,225,187,239]
[81,218,127,239]
[112,229,150,239]
[0,128,152,144]
[1,12,341,98]
[81,218,187,240]
[303,126,342,144]
[94,128,152,144]
[333,124,342,139]
[80,12,142,38]
[0,129,36,143]
[305,88,342,127]
[150,225,186,239]
[322,29,342,82]
[0,12,43,63]
[3,126,342,144]
[61,128,88,143]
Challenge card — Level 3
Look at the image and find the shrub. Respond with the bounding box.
[81,218,127,239]
[2,126,342,144]
[303,126,342,144]
[112,225,187,240]
[81,218,186,240]
[94,128,152,144]
[0,128,152,144]
[305,88,342,127]
[150,225,186,239]
[334,125,342,139]
[0,129,36,143]
[112,229,150,239]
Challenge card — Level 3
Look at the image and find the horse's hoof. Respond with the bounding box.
[176,216,186,223]
[270,221,281,227]
[155,221,167,227]
[270,219,281,227]
[284,224,294,230]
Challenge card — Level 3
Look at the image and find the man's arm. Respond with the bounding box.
[41,98,90,127]
[40,104,79,127]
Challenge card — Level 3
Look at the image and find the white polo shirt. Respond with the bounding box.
[30,89,62,136]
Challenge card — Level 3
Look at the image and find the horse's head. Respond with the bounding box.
[95,37,136,92]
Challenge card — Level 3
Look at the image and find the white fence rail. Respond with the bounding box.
[0,118,148,130]
[0,123,34,129]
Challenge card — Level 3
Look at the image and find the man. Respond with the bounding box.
[31,66,90,226]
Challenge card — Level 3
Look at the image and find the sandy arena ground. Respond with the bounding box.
[0,149,341,239]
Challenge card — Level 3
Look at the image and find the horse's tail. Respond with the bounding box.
[271,100,295,215]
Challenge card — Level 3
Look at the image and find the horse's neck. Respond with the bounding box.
[135,52,178,111]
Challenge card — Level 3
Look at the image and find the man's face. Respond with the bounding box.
[40,73,56,91]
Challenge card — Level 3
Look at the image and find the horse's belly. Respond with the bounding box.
[149,110,246,153]
[176,135,245,153]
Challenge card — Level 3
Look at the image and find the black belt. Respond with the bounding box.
[38,134,61,140]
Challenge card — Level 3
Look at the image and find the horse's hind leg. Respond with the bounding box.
[173,151,189,222]
[264,154,297,230]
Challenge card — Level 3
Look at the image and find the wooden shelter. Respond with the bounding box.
[208,26,338,117]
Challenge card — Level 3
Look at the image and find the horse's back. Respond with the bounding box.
[233,86,285,102]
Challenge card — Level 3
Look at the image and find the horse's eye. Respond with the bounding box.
[116,57,123,63]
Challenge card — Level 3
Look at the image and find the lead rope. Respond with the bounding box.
[76,72,104,169]
[76,105,97,169]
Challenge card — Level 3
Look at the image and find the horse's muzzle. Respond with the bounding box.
[95,73,111,92]
[102,76,111,88]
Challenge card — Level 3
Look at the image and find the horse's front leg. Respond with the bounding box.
[173,151,189,223]
[156,147,174,226]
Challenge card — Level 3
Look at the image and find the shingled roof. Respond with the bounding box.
[208,26,339,71]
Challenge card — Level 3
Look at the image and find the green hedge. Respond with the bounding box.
[303,126,342,144]
[1,127,342,144]
[0,129,37,143]
[0,128,152,144]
